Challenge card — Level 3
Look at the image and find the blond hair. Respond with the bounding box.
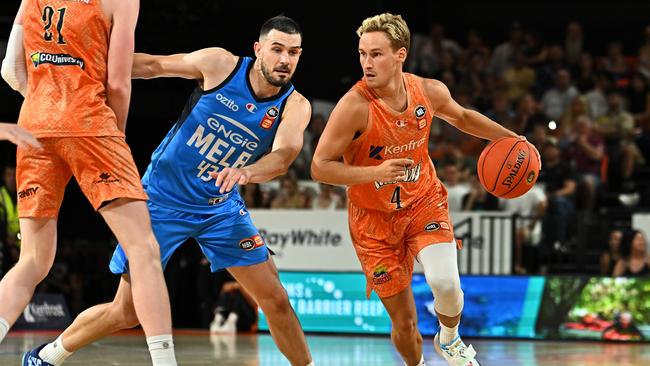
[356,13,410,52]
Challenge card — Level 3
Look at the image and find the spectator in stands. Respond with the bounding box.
[600,229,623,275]
[406,23,461,78]
[522,29,548,69]
[628,73,650,127]
[573,53,596,93]
[500,185,547,274]
[458,52,488,102]
[539,138,577,249]
[459,28,491,66]
[270,173,308,209]
[541,69,579,121]
[440,162,470,212]
[534,44,567,96]
[240,184,266,209]
[638,25,650,79]
[603,42,629,84]
[612,229,650,276]
[503,50,536,102]
[312,183,344,210]
[529,121,550,153]
[510,94,548,135]
[559,96,591,143]
[0,164,19,274]
[487,22,525,77]
[595,89,643,183]
[485,91,516,127]
[563,116,605,210]
[462,171,498,211]
[565,22,585,71]
[585,72,612,120]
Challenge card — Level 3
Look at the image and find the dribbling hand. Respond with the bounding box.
[210,168,252,194]
[373,158,413,183]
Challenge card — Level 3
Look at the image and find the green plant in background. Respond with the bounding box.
[535,276,590,338]
[569,278,650,323]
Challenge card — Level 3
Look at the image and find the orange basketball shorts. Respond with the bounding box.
[348,186,456,299]
[16,136,147,218]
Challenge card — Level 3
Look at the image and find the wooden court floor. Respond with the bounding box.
[2,330,649,365]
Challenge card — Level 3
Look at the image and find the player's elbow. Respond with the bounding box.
[106,79,130,98]
[310,159,326,183]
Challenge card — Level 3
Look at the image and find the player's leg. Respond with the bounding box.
[195,198,312,366]
[379,287,424,366]
[0,218,57,342]
[348,202,424,366]
[24,202,192,365]
[0,141,70,344]
[65,137,175,365]
[22,276,139,366]
[228,259,313,366]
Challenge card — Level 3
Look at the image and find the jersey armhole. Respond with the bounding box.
[201,56,243,95]
[349,89,373,142]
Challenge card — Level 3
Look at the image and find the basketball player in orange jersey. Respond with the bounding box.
[0,1,178,365]
[312,13,520,366]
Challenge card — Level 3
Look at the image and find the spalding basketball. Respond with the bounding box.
[477,137,540,199]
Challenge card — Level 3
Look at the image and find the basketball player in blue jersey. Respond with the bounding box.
[23,16,314,366]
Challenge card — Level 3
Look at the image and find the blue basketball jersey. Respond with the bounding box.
[142,57,295,213]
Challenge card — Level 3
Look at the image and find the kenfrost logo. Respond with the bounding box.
[369,145,384,160]
[246,103,257,113]
[31,52,84,69]
[18,186,39,199]
[385,137,426,156]
[215,93,239,112]
[502,150,527,188]
[259,229,342,249]
[23,302,66,323]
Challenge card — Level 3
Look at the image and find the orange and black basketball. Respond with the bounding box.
[477,137,540,199]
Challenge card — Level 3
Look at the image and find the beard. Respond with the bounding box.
[260,60,292,87]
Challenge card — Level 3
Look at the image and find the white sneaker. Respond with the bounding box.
[220,313,238,334]
[434,333,480,366]
[209,313,225,333]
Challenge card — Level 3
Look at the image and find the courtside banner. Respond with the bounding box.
[249,210,513,274]
[14,293,71,330]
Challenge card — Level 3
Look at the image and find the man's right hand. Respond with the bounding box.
[373,158,413,183]
[0,123,41,149]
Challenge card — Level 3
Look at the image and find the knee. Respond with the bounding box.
[16,253,52,282]
[392,315,418,336]
[122,233,161,262]
[257,288,290,316]
[424,272,461,298]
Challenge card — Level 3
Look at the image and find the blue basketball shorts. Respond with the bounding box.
[109,197,269,274]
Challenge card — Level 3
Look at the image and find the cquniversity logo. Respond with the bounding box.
[30,52,85,69]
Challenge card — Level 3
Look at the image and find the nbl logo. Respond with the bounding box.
[414,105,426,119]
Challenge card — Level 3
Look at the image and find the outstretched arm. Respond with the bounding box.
[211,92,312,193]
[425,78,517,141]
[132,47,236,85]
[311,91,412,186]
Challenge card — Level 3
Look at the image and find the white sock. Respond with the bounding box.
[0,317,9,344]
[147,334,177,366]
[38,336,72,365]
[439,322,459,345]
[306,362,315,366]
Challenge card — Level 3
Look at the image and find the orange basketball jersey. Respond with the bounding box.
[344,73,443,212]
[19,0,123,137]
